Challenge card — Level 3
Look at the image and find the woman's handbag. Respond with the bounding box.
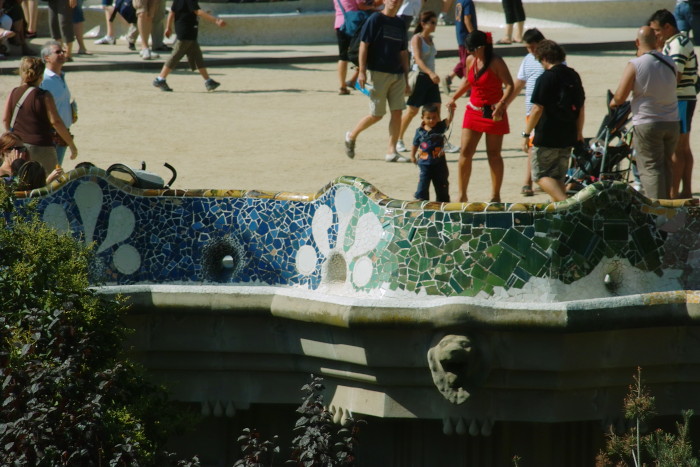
[336,0,370,37]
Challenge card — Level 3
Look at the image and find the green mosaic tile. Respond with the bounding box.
[604,222,629,242]
[451,270,472,290]
[486,273,507,287]
[490,229,506,244]
[471,264,488,280]
[418,257,431,273]
[502,229,532,256]
[454,248,467,264]
[444,239,463,253]
[534,218,551,233]
[533,236,551,251]
[489,249,520,280]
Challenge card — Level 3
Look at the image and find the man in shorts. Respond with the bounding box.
[649,9,697,198]
[133,0,159,59]
[344,0,410,162]
[521,40,585,202]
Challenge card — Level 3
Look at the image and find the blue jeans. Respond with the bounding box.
[415,158,450,202]
[675,1,692,33]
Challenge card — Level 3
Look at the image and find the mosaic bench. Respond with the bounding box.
[15,167,700,438]
[18,167,699,301]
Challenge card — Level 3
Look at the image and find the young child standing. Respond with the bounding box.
[152,0,226,92]
[410,103,454,202]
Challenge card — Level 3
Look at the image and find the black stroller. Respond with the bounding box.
[566,91,633,192]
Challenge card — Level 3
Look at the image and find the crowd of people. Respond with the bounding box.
[335,0,697,203]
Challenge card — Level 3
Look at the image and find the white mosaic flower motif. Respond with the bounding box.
[41,181,141,275]
[296,186,387,288]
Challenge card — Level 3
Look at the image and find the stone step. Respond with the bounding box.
[22,0,672,47]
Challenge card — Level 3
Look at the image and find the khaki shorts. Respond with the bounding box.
[368,70,406,117]
[531,146,570,182]
[165,40,205,70]
[133,0,157,17]
[25,143,58,176]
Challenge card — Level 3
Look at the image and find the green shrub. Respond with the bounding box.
[0,191,197,466]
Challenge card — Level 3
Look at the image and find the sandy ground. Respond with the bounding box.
[1,49,698,203]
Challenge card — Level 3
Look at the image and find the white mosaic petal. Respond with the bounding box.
[75,181,103,244]
[42,203,70,234]
[296,245,318,275]
[351,256,373,287]
[311,205,333,257]
[113,244,140,275]
[346,213,383,259]
[334,187,355,216]
[97,205,135,253]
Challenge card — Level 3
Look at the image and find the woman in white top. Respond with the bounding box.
[397,11,458,153]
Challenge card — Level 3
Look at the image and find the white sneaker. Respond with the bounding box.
[437,13,446,26]
[396,140,408,152]
[385,152,411,163]
[140,48,160,60]
[444,141,460,153]
[94,35,115,45]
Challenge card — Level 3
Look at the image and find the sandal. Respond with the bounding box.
[339,87,350,95]
[521,185,534,197]
[496,38,512,45]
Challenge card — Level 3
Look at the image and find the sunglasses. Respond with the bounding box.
[426,20,437,25]
[11,146,28,153]
[52,49,65,55]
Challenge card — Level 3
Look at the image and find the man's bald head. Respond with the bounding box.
[637,25,657,51]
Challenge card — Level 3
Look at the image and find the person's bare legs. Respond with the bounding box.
[387,109,403,154]
[348,115,382,141]
[22,0,38,35]
[338,60,358,91]
[104,8,115,37]
[197,67,210,80]
[458,128,483,202]
[536,176,567,202]
[138,12,152,51]
[514,21,524,42]
[398,105,419,143]
[484,133,504,202]
[502,23,513,43]
[522,147,533,193]
[74,22,87,53]
[671,133,694,198]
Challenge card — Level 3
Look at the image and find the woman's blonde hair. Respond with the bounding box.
[19,56,45,86]
[0,132,24,158]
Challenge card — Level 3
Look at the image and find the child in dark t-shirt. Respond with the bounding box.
[152,0,226,92]
[410,104,454,202]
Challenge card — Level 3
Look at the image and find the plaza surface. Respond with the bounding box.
[0,24,697,203]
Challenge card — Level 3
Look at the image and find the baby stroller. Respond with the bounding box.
[566,91,633,192]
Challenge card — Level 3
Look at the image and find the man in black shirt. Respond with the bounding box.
[152,0,226,92]
[521,40,585,202]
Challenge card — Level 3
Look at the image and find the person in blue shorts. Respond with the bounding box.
[410,103,455,202]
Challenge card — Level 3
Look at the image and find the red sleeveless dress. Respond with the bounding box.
[462,61,510,135]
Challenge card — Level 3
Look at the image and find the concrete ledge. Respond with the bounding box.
[476,0,674,28]
[98,284,700,332]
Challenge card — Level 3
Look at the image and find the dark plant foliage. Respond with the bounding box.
[596,367,699,467]
[234,374,365,467]
[287,375,365,467]
[233,428,279,467]
[0,191,199,466]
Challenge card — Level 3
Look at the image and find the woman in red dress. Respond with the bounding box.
[447,30,514,202]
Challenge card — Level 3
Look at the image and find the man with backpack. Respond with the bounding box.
[343,0,410,162]
[520,40,585,202]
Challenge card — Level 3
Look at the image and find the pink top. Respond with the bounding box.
[334,0,363,29]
